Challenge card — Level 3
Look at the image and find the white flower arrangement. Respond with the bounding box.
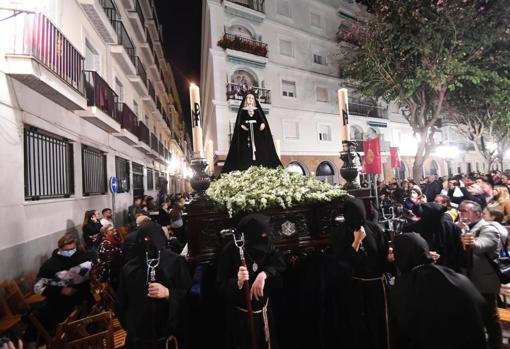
[207,166,350,217]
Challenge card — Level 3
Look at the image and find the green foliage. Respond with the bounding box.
[338,0,509,177]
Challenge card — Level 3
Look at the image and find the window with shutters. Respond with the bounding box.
[277,0,291,17]
[115,157,130,193]
[82,145,107,196]
[282,80,296,98]
[318,124,332,141]
[279,39,293,57]
[24,126,74,200]
[313,53,326,65]
[316,86,328,102]
[283,120,299,140]
[310,12,321,28]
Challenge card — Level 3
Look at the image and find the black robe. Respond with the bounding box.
[217,241,286,349]
[222,96,282,173]
[403,203,464,272]
[116,222,191,349]
[391,233,487,349]
[331,198,391,349]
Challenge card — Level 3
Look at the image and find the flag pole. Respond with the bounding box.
[373,174,379,212]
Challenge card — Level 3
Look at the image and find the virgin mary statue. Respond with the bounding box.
[221,93,282,174]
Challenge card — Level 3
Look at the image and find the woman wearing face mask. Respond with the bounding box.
[403,186,425,220]
[32,233,94,335]
[93,225,123,289]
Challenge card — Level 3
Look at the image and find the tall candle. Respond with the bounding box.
[338,88,350,142]
[189,83,204,156]
[275,139,281,159]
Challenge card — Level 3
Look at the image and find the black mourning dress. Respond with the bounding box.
[391,233,486,349]
[331,198,392,349]
[117,222,191,349]
[222,95,282,174]
[402,203,464,272]
[216,214,286,349]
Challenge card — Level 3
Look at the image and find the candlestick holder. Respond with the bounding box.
[340,140,360,190]
[189,155,211,200]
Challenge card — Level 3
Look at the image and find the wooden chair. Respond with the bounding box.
[89,283,125,348]
[28,307,79,349]
[0,282,22,333]
[501,284,510,308]
[15,273,46,306]
[62,311,114,349]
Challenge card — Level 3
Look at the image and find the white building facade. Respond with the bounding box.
[0,0,187,279]
[200,0,491,183]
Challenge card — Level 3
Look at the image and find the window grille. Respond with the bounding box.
[82,145,107,196]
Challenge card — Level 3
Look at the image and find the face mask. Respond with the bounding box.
[60,248,77,257]
[411,192,418,199]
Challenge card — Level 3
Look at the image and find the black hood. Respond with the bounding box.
[238,213,272,257]
[413,202,447,219]
[343,198,366,230]
[394,233,433,274]
[135,222,167,259]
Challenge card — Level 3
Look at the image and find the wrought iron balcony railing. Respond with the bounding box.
[12,12,84,93]
[134,56,147,88]
[134,0,145,29]
[151,133,158,152]
[117,103,138,135]
[137,121,150,146]
[111,20,136,67]
[218,33,268,57]
[348,101,387,119]
[148,80,156,100]
[226,83,271,104]
[84,70,119,122]
[226,0,265,13]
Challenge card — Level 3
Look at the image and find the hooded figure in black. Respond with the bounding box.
[222,93,282,174]
[117,222,191,349]
[391,233,487,349]
[216,214,286,349]
[402,202,464,272]
[331,197,392,349]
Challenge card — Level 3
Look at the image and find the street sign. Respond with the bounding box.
[109,176,118,193]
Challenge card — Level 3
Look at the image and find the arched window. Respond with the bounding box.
[227,24,254,39]
[231,69,259,87]
[350,125,364,141]
[286,161,308,176]
[316,161,337,184]
[430,160,440,176]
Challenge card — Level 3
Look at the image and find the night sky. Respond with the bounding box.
[156,0,202,136]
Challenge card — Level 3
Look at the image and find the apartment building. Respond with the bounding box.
[0,0,186,279]
[200,0,490,183]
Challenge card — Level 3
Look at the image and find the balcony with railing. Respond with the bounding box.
[79,70,121,133]
[128,56,148,95]
[127,0,146,42]
[4,12,86,111]
[134,121,151,153]
[219,33,268,57]
[77,0,118,43]
[348,100,388,119]
[223,0,265,23]
[158,141,164,157]
[110,19,136,74]
[150,133,159,154]
[114,102,139,145]
[226,83,271,104]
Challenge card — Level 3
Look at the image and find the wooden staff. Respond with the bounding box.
[233,232,258,349]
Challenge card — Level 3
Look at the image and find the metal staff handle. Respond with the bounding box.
[245,120,257,161]
[233,232,258,349]
[146,249,161,349]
